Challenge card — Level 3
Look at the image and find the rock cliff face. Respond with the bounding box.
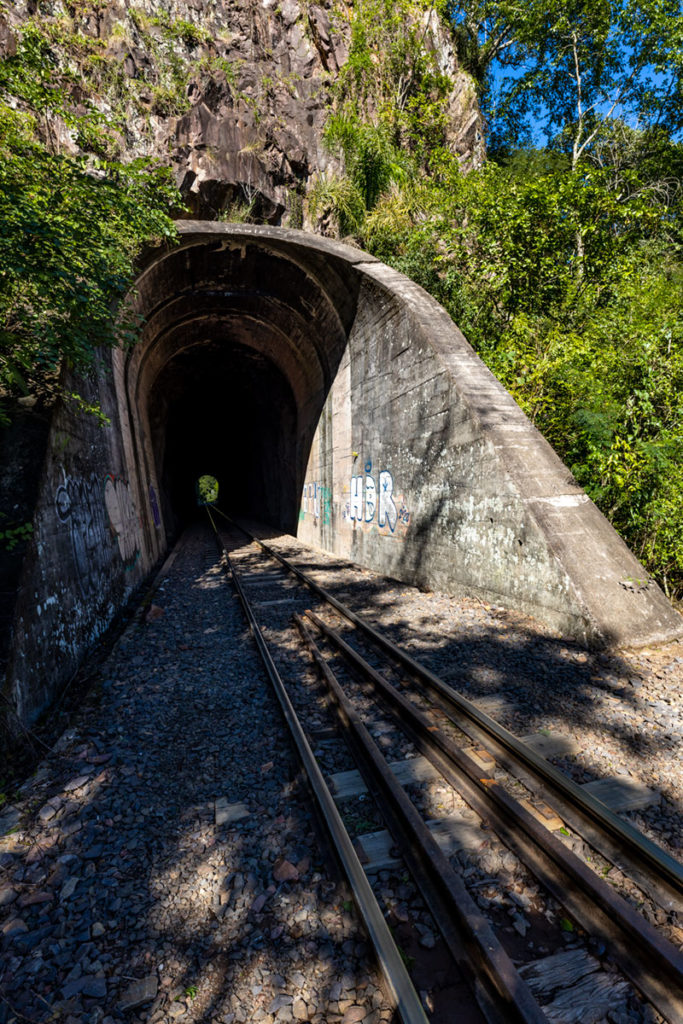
[5,0,482,224]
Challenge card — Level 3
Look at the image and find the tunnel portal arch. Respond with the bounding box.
[5,223,681,735]
[116,223,681,651]
[115,226,365,548]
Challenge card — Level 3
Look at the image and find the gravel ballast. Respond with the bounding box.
[2,520,681,1024]
[0,526,390,1024]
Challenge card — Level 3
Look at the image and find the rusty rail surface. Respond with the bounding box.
[294,613,548,1024]
[221,512,683,914]
[206,509,430,1024]
[302,608,683,1024]
[210,511,683,1022]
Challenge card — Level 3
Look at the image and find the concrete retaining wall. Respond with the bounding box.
[295,259,682,648]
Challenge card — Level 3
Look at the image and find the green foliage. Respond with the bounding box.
[160,17,209,49]
[196,475,219,506]
[309,172,367,237]
[362,148,683,598]
[325,113,407,209]
[313,0,683,599]
[0,14,180,422]
[0,518,33,552]
[288,190,304,230]
[333,0,456,154]
[448,0,683,162]
[311,1,456,231]
[66,393,111,427]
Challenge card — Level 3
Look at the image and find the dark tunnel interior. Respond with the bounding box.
[147,338,299,536]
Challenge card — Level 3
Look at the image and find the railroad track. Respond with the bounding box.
[206,509,683,1024]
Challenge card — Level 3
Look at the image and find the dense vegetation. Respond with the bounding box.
[315,0,683,602]
[0,8,179,425]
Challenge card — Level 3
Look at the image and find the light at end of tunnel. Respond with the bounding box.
[196,474,219,506]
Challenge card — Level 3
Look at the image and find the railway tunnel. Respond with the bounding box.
[131,230,358,536]
[3,223,682,733]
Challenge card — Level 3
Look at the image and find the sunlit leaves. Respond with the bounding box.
[0,19,180,422]
[449,0,683,160]
[336,1,683,599]
[361,154,683,598]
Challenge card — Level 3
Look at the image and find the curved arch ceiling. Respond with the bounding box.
[122,231,363,532]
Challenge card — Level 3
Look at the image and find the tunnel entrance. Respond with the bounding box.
[147,339,298,534]
[124,227,363,547]
[8,223,682,741]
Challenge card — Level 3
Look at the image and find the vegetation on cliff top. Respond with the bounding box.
[0,6,180,423]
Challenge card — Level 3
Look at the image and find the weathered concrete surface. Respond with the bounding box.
[300,257,681,647]
[3,357,163,734]
[3,223,681,735]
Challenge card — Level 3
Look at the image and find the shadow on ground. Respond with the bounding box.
[2,521,681,1024]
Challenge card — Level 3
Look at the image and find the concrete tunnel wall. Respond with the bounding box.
[4,222,682,733]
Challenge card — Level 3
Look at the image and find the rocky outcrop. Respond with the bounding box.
[6,0,483,224]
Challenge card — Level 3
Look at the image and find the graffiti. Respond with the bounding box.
[300,482,332,526]
[300,462,410,537]
[378,469,397,531]
[55,473,113,598]
[349,476,363,522]
[321,485,332,526]
[302,481,320,519]
[149,485,161,528]
[104,474,141,569]
[55,471,141,595]
[364,462,377,522]
[343,461,410,536]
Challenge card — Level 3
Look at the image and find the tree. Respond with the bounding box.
[0,18,179,423]
[450,0,683,164]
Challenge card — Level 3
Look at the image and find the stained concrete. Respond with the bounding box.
[3,223,681,735]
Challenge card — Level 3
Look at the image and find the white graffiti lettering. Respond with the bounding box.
[55,473,113,597]
[350,475,363,521]
[104,474,141,567]
[344,460,410,535]
[302,459,410,537]
[55,471,141,597]
[365,475,377,522]
[299,482,332,525]
[378,470,398,531]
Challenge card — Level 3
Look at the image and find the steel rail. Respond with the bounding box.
[206,512,430,1024]
[303,608,683,1024]
[294,614,549,1024]
[214,511,683,914]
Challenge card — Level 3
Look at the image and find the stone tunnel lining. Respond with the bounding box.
[4,222,682,734]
